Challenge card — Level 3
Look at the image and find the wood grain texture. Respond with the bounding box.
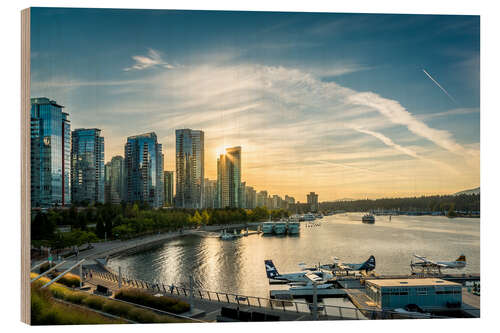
[21,7,31,325]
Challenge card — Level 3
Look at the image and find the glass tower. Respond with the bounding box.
[175,129,204,208]
[71,128,105,205]
[30,97,71,207]
[105,155,125,205]
[124,132,164,208]
[217,146,241,208]
[163,171,174,206]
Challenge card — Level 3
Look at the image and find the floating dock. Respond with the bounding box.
[270,288,347,299]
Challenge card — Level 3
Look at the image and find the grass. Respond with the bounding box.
[31,281,126,325]
[30,273,191,324]
[114,288,190,314]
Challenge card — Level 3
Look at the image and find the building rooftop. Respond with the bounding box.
[366,278,461,288]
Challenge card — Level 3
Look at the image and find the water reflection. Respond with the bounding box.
[108,213,480,298]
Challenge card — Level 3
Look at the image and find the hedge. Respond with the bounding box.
[114,288,190,314]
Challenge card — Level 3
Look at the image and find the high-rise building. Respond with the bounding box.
[105,156,125,205]
[164,171,174,206]
[240,181,247,208]
[245,186,257,209]
[203,178,217,208]
[71,128,105,205]
[307,192,319,212]
[285,195,295,205]
[175,129,204,208]
[30,97,71,207]
[124,132,164,208]
[257,190,268,207]
[272,195,282,209]
[217,146,242,208]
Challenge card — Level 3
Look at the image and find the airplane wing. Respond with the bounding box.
[413,254,437,264]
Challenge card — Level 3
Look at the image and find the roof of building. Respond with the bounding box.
[366,278,460,288]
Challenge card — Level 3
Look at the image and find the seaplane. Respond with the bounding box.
[410,254,466,273]
[264,260,333,283]
[321,255,376,273]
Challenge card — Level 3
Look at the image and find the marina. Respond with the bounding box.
[106,213,479,319]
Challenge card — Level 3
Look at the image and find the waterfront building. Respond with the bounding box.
[203,178,217,208]
[245,186,257,209]
[71,128,105,205]
[365,278,462,311]
[175,129,204,208]
[105,156,125,205]
[217,146,242,208]
[124,132,164,208]
[30,97,71,207]
[164,171,174,206]
[285,195,295,205]
[307,191,319,212]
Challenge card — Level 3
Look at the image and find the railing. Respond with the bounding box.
[84,269,456,320]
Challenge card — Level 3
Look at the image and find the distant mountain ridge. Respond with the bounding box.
[454,187,480,196]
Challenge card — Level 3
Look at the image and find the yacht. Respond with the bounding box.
[273,222,287,235]
[287,221,300,235]
[262,222,274,235]
[362,214,375,224]
[303,213,315,221]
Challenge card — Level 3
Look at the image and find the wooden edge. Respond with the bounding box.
[21,7,31,325]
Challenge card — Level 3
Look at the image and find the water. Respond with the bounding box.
[108,213,480,298]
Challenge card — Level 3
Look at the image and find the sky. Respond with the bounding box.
[30,8,480,202]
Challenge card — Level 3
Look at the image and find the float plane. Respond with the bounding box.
[411,254,466,273]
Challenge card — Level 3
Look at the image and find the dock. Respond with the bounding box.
[270,288,347,299]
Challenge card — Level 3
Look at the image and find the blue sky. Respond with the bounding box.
[30,8,480,201]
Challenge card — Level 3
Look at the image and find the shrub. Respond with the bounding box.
[82,295,106,310]
[127,308,159,323]
[55,272,81,288]
[102,300,133,317]
[114,288,190,314]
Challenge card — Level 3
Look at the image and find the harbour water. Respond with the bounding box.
[108,213,480,298]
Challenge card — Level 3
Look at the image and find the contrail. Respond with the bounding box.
[422,69,458,105]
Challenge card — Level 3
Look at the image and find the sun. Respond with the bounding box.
[215,145,231,157]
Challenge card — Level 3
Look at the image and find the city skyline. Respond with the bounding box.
[30,9,480,201]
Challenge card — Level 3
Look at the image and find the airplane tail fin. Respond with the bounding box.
[360,255,376,271]
[264,260,280,279]
[456,254,466,262]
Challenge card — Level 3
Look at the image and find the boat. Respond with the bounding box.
[273,222,287,235]
[287,221,300,235]
[220,230,234,240]
[362,214,375,224]
[262,222,274,235]
[303,213,315,221]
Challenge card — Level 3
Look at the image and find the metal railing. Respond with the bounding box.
[85,269,455,320]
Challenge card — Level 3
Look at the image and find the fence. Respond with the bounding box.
[85,269,454,320]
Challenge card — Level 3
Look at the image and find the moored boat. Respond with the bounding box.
[362,214,375,224]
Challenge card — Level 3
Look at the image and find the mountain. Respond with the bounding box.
[454,187,480,196]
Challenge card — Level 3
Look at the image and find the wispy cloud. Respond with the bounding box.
[346,91,467,155]
[123,48,176,71]
[352,127,419,159]
[36,59,478,200]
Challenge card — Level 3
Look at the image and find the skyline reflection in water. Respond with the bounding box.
[108,213,480,298]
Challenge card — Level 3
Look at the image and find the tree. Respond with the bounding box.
[95,214,105,239]
[201,210,210,225]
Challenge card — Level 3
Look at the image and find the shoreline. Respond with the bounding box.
[85,222,263,261]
